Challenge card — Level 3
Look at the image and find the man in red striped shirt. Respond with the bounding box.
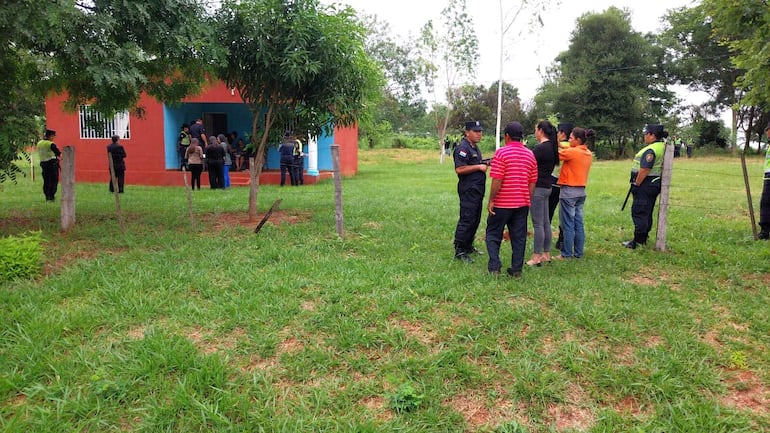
[485,121,538,277]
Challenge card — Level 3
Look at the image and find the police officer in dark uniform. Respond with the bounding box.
[453,120,488,262]
[758,122,770,240]
[623,123,668,249]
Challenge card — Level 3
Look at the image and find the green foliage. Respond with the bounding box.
[388,383,424,413]
[704,0,770,107]
[217,0,382,140]
[0,231,42,282]
[538,7,673,158]
[0,0,214,178]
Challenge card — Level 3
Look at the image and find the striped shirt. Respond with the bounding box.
[489,141,537,208]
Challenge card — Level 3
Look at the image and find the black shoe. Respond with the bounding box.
[759,231,769,240]
[622,240,645,249]
[468,247,485,255]
[454,252,473,263]
[506,268,522,278]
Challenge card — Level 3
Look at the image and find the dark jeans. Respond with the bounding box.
[486,206,529,273]
[207,160,224,189]
[759,177,770,232]
[40,159,59,201]
[631,180,661,244]
[189,164,203,190]
[454,184,484,252]
[292,158,304,185]
[280,160,296,186]
[108,168,125,193]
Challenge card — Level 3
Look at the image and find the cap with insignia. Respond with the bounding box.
[465,120,483,131]
[643,124,664,136]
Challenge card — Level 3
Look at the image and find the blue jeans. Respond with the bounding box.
[559,196,586,258]
[486,206,529,273]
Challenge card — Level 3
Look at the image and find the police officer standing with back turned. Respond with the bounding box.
[453,120,488,262]
[37,128,61,202]
[623,123,668,249]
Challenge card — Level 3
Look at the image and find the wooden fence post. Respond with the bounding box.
[60,146,76,231]
[331,144,343,238]
[655,141,674,251]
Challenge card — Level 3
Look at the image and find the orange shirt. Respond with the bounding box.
[557,144,592,187]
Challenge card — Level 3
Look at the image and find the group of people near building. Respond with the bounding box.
[451,119,673,277]
[177,119,245,190]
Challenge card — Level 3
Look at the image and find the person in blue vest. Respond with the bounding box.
[279,131,297,186]
[758,122,770,240]
[453,120,488,262]
[37,129,61,202]
[623,123,668,249]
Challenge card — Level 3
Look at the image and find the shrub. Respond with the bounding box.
[0,231,43,282]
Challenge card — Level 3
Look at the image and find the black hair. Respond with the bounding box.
[650,129,669,141]
[537,120,559,166]
[571,127,595,145]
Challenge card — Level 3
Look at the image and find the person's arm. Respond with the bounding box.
[50,142,62,157]
[487,178,502,215]
[455,164,487,176]
[528,181,536,198]
[634,149,655,186]
[634,167,650,186]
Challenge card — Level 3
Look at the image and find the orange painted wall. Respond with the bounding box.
[44,81,359,185]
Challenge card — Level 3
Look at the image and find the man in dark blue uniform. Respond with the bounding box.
[453,120,488,262]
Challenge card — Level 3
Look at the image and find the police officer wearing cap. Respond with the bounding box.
[758,122,770,240]
[453,120,488,262]
[37,128,61,202]
[623,123,668,249]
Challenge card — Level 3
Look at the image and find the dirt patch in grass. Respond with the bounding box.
[204,210,311,232]
[720,369,770,416]
[612,395,653,418]
[445,389,518,429]
[545,383,595,431]
[389,318,438,346]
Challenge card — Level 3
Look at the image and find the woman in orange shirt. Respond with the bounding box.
[555,127,594,259]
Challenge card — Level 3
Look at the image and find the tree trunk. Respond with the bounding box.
[248,103,274,221]
[331,144,344,238]
[60,146,76,232]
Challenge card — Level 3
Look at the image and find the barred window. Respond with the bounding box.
[78,106,131,139]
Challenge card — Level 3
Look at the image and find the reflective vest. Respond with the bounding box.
[764,144,770,175]
[179,131,190,146]
[631,141,665,177]
[37,140,56,162]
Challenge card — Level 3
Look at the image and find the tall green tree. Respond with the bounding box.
[418,0,478,161]
[216,0,381,219]
[660,4,746,149]
[538,7,672,158]
[359,14,428,145]
[703,0,770,150]
[0,0,214,182]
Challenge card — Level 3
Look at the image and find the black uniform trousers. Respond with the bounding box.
[280,159,296,186]
[109,168,125,193]
[631,179,661,244]
[454,183,485,252]
[40,159,59,201]
[759,177,770,232]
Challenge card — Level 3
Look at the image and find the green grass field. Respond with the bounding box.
[1,149,769,432]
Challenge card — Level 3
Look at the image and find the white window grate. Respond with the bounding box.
[78,106,131,139]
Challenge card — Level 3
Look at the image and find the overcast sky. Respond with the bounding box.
[324,0,700,103]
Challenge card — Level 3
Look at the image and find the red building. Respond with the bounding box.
[44,81,358,186]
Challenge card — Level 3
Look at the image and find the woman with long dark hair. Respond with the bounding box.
[527,120,559,265]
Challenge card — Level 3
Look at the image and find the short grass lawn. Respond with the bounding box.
[1,149,769,432]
